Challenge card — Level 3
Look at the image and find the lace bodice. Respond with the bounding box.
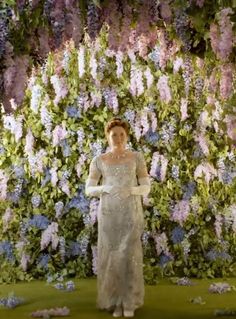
[88,151,149,187]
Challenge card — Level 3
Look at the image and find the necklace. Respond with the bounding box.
[109,150,128,160]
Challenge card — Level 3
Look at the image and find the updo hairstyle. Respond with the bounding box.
[104,117,130,138]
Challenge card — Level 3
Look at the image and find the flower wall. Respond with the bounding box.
[0,0,236,284]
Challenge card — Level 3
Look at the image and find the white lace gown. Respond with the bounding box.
[87,151,149,312]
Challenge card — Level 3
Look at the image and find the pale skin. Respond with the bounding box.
[100,125,135,198]
[101,125,135,164]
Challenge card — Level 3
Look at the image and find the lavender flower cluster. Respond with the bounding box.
[0,293,24,308]
[209,282,232,294]
[176,277,194,286]
[54,280,75,292]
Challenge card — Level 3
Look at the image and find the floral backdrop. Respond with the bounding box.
[0,0,236,284]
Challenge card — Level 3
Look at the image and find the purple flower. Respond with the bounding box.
[171,226,185,244]
[182,181,196,200]
[145,129,160,145]
[60,139,71,157]
[0,293,24,309]
[66,241,81,257]
[27,215,50,230]
[0,241,15,262]
[31,194,42,208]
[159,254,173,267]
[37,254,51,269]
[41,167,51,187]
[66,106,81,118]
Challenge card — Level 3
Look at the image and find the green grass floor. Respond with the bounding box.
[1,278,236,319]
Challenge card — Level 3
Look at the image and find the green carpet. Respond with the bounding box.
[1,278,236,319]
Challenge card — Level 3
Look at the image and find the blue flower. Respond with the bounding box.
[37,254,51,269]
[13,165,25,178]
[68,197,80,209]
[171,226,185,244]
[66,106,81,118]
[0,146,5,155]
[66,241,81,257]
[0,294,24,308]
[159,254,172,267]
[41,167,51,187]
[154,165,162,181]
[0,241,15,262]
[206,249,232,262]
[171,165,179,179]
[60,139,71,157]
[144,129,160,145]
[221,170,233,185]
[27,215,50,230]
[182,181,196,200]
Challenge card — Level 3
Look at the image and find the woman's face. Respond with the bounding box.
[107,126,128,148]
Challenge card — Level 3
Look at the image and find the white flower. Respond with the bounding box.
[0,169,9,200]
[52,124,68,147]
[41,222,59,250]
[24,129,35,155]
[144,66,154,89]
[194,162,217,184]
[116,51,124,78]
[78,45,85,78]
[30,84,42,113]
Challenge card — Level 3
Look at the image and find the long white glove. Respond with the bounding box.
[107,177,151,199]
[130,177,151,196]
[85,178,113,197]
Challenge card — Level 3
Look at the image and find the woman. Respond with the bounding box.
[85,117,151,318]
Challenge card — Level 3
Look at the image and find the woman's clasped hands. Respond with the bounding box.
[103,185,132,199]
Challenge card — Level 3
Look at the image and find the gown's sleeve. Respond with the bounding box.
[85,156,110,197]
[131,152,151,196]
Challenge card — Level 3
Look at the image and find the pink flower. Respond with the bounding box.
[158,29,169,70]
[76,154,87,178]
[130,63,144,96]
[159,1,172,23]
[195,0,205,7]
[52,124,68,147]
[208,68,218,93]
[153,232,170,256]
[171,200,190,226]
[173,57,183,73]
[224,115,236,141]
[115,51,124,78]
[180,98,188,121]
[50,161,58,187]
[194,162,217,184]
[89,51,98,80]
[220,64,233,100]
[157,75,172,103]
[210,9,233,61]
[144,66,154,89]
[194,133,209,156]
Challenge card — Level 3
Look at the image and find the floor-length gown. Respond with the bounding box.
[88,151,149,312]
